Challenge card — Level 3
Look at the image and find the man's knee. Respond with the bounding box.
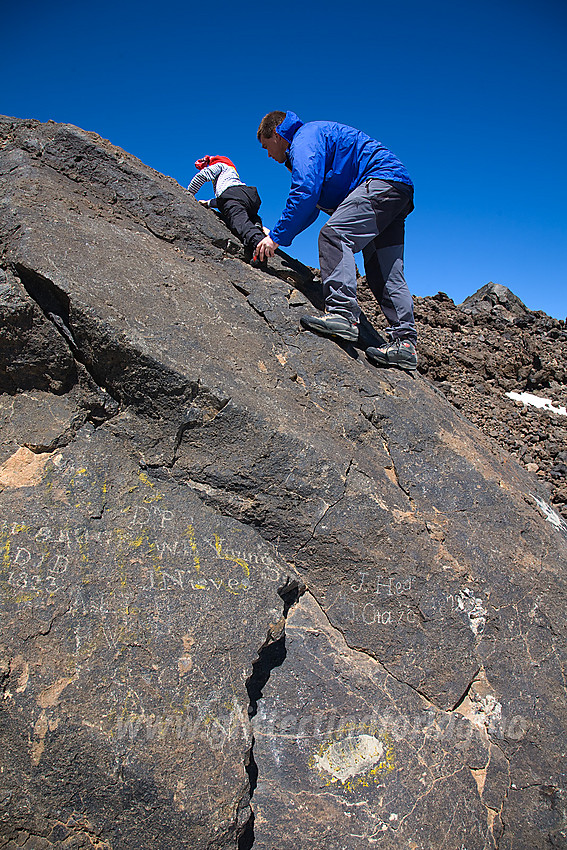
[319,222,341,252]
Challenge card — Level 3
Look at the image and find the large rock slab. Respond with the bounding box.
[0,425,294,848]
[0,116,566,849]
[252,592,500,848]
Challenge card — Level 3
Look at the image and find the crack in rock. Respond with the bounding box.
[360,404,415,506]
[12,263,232,445]
[293,457,355,559]
[238,577,306,849]
[12,263,121,429]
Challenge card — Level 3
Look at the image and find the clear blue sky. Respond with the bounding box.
[2,0,566,319]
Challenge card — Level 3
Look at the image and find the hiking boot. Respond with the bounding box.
[366,338,417,371]
[300,312,359,342]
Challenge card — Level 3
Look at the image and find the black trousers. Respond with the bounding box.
[215,186,264,253]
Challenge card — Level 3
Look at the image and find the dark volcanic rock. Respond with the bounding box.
[0,266,76,394]
[359,282,567,521]
[460,281,533,321]
[0,116,566,849]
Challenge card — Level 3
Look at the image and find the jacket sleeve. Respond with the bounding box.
[187,164,221,195]
[269,126,326,246]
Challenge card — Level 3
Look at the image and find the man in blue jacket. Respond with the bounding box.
[255,111,417,370]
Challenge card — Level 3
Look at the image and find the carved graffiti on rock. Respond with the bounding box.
[327,573,488,635]
[0,465,286,604]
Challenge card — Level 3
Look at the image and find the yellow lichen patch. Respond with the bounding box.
[138,470,163,503]
[311,727,395,792]
[315,734,384,782]
[184,525,200,572]
[0,447,52,488]
[214,535,250,578]
[112,523,161,587]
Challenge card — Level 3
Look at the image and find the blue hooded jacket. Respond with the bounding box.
[269,112,413,247]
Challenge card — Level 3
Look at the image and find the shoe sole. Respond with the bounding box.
[366,348,417,371]
[300,317,358,342]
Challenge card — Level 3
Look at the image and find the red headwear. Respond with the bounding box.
[194,155,237,170]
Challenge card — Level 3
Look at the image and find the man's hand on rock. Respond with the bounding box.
[255,236,278,261]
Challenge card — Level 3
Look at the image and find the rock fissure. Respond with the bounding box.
[170,389,233,465]
[451,666,483,712]
[291,458,356,561]
[493,772,515,850]
[302,491,348,551]
[383,445,413,503]
[395,764,472,833]
[468,741,508,845]
[13,263,77,351]
[306,587,451,716]
[230,280,251,298]
[21,602,71,642]
[360,408,416,506]
[13,263,121,417]
[238,578,305,850]
[14,263,224,436]
[0,164,20,181]
[145,222,176,244]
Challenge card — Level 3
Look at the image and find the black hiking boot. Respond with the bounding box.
[366,338,418,371]
[300,312,359,343]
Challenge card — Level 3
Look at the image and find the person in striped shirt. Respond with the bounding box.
[188,155,266,265]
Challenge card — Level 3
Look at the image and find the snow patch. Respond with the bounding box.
[506,391,567,416]
[532,495,567,533]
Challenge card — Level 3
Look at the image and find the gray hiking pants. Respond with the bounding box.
[319,178,417,342]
